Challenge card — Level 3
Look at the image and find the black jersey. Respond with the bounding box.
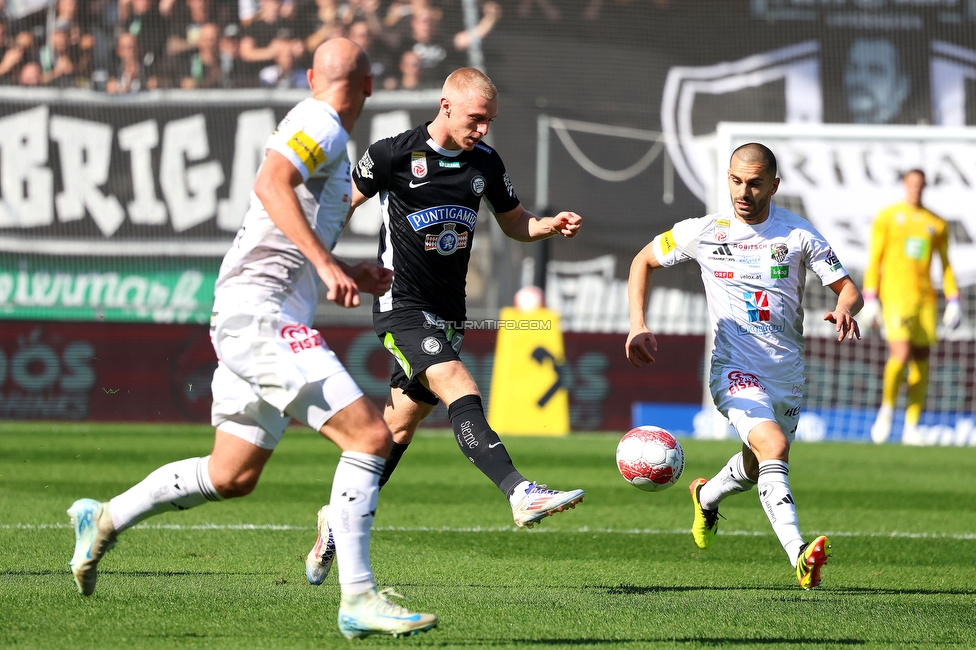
[353,123,520,321]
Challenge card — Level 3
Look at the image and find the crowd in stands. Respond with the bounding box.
[0,0,501,91]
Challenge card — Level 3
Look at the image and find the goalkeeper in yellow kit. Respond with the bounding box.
[862,169,961,445]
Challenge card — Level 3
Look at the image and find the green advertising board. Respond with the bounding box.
[0,256,219,324]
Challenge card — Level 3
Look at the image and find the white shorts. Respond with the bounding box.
[210,312,364,450]
[709,366,803,446]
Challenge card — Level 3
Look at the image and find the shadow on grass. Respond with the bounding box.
[443,639,866,647]
[521,640,865,647]
[597,584,976,596]
[2,569,264,577]
[396,582,976,597]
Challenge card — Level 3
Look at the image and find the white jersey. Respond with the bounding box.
[214,98,352,325]
[652,205,848,383]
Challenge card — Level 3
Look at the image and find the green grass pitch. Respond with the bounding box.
[2,422,976,649]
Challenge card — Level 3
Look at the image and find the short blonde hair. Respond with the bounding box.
[442,67,497,101]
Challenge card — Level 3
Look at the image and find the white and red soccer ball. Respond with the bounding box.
[615,426,685,492]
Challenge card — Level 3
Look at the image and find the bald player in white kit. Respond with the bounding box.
[66,38,437,640]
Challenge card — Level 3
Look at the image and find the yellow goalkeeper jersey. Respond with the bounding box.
[863,201,958,311]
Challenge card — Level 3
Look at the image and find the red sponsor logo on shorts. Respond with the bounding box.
[727,370,765,394]
[714,271,734,279]
[280,323,324,353]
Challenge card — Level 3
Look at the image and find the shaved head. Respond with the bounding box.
[312,37,370,88]
[442,67,496,103]
[731,142,778,179]
[307,38,372,132]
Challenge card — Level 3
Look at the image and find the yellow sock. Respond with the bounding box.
[905,359,929,427]
[882,357,906,408]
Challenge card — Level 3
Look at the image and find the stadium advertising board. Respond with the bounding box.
[0,256,218,323]
[0,321,704,431]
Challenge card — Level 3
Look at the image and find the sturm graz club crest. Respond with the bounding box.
[421,336,442,355]
[471,175,485,196]
[425,222,468,256]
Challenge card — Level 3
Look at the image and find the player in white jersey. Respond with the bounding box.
[66,39,438,640]
[626,143,863,590]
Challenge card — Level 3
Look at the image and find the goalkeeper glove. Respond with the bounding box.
[943,299,961,330]
[859,297,882,330]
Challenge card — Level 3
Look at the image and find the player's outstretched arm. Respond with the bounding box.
[493,205,582,242]
[823,276,863,342]
[626,241,662,367]
[254,150,361,308]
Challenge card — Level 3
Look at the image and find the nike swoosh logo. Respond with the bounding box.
[488,442,502,448]
[408,180,430,188]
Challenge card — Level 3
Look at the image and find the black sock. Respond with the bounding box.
[378,441,409,489]
[448,394,525,497]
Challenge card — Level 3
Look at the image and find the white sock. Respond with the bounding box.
[757,460,805,565]
[699,452,756,511]
[330,451,385,595]
[508,480,531,508]
[109,456,222,532]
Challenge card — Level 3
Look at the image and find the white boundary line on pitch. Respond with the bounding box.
[4,523,976,540]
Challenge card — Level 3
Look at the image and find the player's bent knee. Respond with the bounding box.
[321,397,393,457]
[211,472,260,499]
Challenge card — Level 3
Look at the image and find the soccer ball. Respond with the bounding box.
[615,426,685,492]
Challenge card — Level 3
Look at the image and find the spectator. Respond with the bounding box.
[452,0,500,52]
[302,0,340,54]
[119,0,177,73]
[383,0,440,33]
[106,31,154,93]
[87,0,119,88]
[41,26,77,87]
[0,22,26,84]
[179,21,222,87]
[337,0,382,32]
[19,60,41,86]
[54,0,95,79]
[239,0,302,85]
[257,40,307,88]
[346,18,388,80]
[166,0,211,58]
[386,48,420,90]
[238,0,293,25]
[402,6,450,82]
[218,24,249,87]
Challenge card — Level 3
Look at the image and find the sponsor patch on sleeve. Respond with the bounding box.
[659,230,676,255]
[825,247,842,271]
[287,130,326,175]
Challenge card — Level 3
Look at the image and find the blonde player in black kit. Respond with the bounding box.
[305,67,585,585]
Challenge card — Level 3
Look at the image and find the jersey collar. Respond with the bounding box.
[423,122,464,157]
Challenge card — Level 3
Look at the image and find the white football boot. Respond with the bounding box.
[67,498,118,596]
[511,483,584,529]
[337,588,438,639]
[305,504,335,585]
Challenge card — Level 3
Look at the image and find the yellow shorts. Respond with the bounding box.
[883,303,937,346]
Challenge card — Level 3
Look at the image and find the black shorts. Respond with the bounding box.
[373,308,465,406]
